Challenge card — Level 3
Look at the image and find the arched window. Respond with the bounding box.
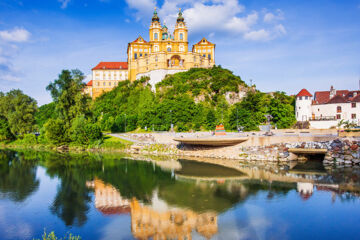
[180,33,183,40]
[154,45,159,52]
[167,47,171,52]
[154,33,158,40]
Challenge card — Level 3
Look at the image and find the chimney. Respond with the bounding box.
[329,85,336,99]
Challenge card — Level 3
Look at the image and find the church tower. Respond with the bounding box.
[173,9,188,52]
[149,8,161,42]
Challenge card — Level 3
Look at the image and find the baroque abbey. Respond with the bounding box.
[85,8,216,99]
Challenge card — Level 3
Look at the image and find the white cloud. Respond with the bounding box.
[274,24,286,35]
[244,24,286,41]
[0,28,30,84]
[58,0,71,9]
[264,9,284,23]
[244,29,270,41]
[0,27,30,42]
[125,0,156,21]
[0,74,21,82]
[125,0,286,41]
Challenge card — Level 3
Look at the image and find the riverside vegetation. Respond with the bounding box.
[0,66,296,150]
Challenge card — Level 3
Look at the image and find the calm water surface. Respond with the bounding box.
[0,149,359,240]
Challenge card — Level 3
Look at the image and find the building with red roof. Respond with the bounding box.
[296,88,312,97]
[85,62,129,99]
[295,86,360,128]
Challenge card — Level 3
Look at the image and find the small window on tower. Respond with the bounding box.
[167,47,171,52]
[180,33,183,40]
[154,33,158,40]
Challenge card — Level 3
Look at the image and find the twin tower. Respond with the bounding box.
[127,8,216,84]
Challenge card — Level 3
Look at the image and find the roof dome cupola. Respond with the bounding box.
[152,7,160,22]
[177,8,184,23]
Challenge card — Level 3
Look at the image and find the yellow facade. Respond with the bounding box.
[127,8,215,81]
[86,9,215,99]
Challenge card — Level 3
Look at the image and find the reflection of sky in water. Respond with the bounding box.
[0,152,360,240]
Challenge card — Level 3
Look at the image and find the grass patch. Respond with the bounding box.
[101,135,133,149]
[33,230,81,240]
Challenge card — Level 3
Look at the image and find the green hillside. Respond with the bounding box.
[92,66,296,132]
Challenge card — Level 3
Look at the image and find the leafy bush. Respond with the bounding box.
[43,119,67,145]
[70,115,102,145]
[21,133,37,145]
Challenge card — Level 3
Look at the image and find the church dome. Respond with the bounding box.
[177,8,184,23]
[152,8,160,22]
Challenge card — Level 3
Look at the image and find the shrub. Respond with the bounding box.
[43,119,67,145]
[70,115,102,145]
[21,133,37,145]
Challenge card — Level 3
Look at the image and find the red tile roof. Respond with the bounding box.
[97,206,130,215]
[313,90,360,104]
[296,89,312,97]
[352,94,360,102]
[92,62,128,70]
[327,95,347,104]
[86,80,93,86]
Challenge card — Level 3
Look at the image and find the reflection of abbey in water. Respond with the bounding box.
[87,179,218,240]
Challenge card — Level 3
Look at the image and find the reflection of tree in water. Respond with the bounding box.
[43,153,99,227]
[0,150,39,202]
[96,159,174,203]
[50,172,91,226]
[159,179,295,214]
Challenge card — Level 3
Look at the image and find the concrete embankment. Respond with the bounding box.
[120,132,359,165]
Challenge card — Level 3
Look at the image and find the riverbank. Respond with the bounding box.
[2,131,359,166]
[0,135,133,153]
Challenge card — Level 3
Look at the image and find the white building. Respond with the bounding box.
[295,86,360,129]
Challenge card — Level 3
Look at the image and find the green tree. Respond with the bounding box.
[0,89,37,136]
[46,69,91,129]
[0,116,15,141]
[35,102,57,128]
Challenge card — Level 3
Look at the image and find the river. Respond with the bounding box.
[0,149,359,240]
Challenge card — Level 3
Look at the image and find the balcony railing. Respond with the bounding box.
[311,116,336,121]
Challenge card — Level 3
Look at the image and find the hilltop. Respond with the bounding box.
[92,66,295,132]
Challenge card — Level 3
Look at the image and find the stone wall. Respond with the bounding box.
[323,139,360,166]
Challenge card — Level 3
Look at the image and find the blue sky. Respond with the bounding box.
[0,0,360,105]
